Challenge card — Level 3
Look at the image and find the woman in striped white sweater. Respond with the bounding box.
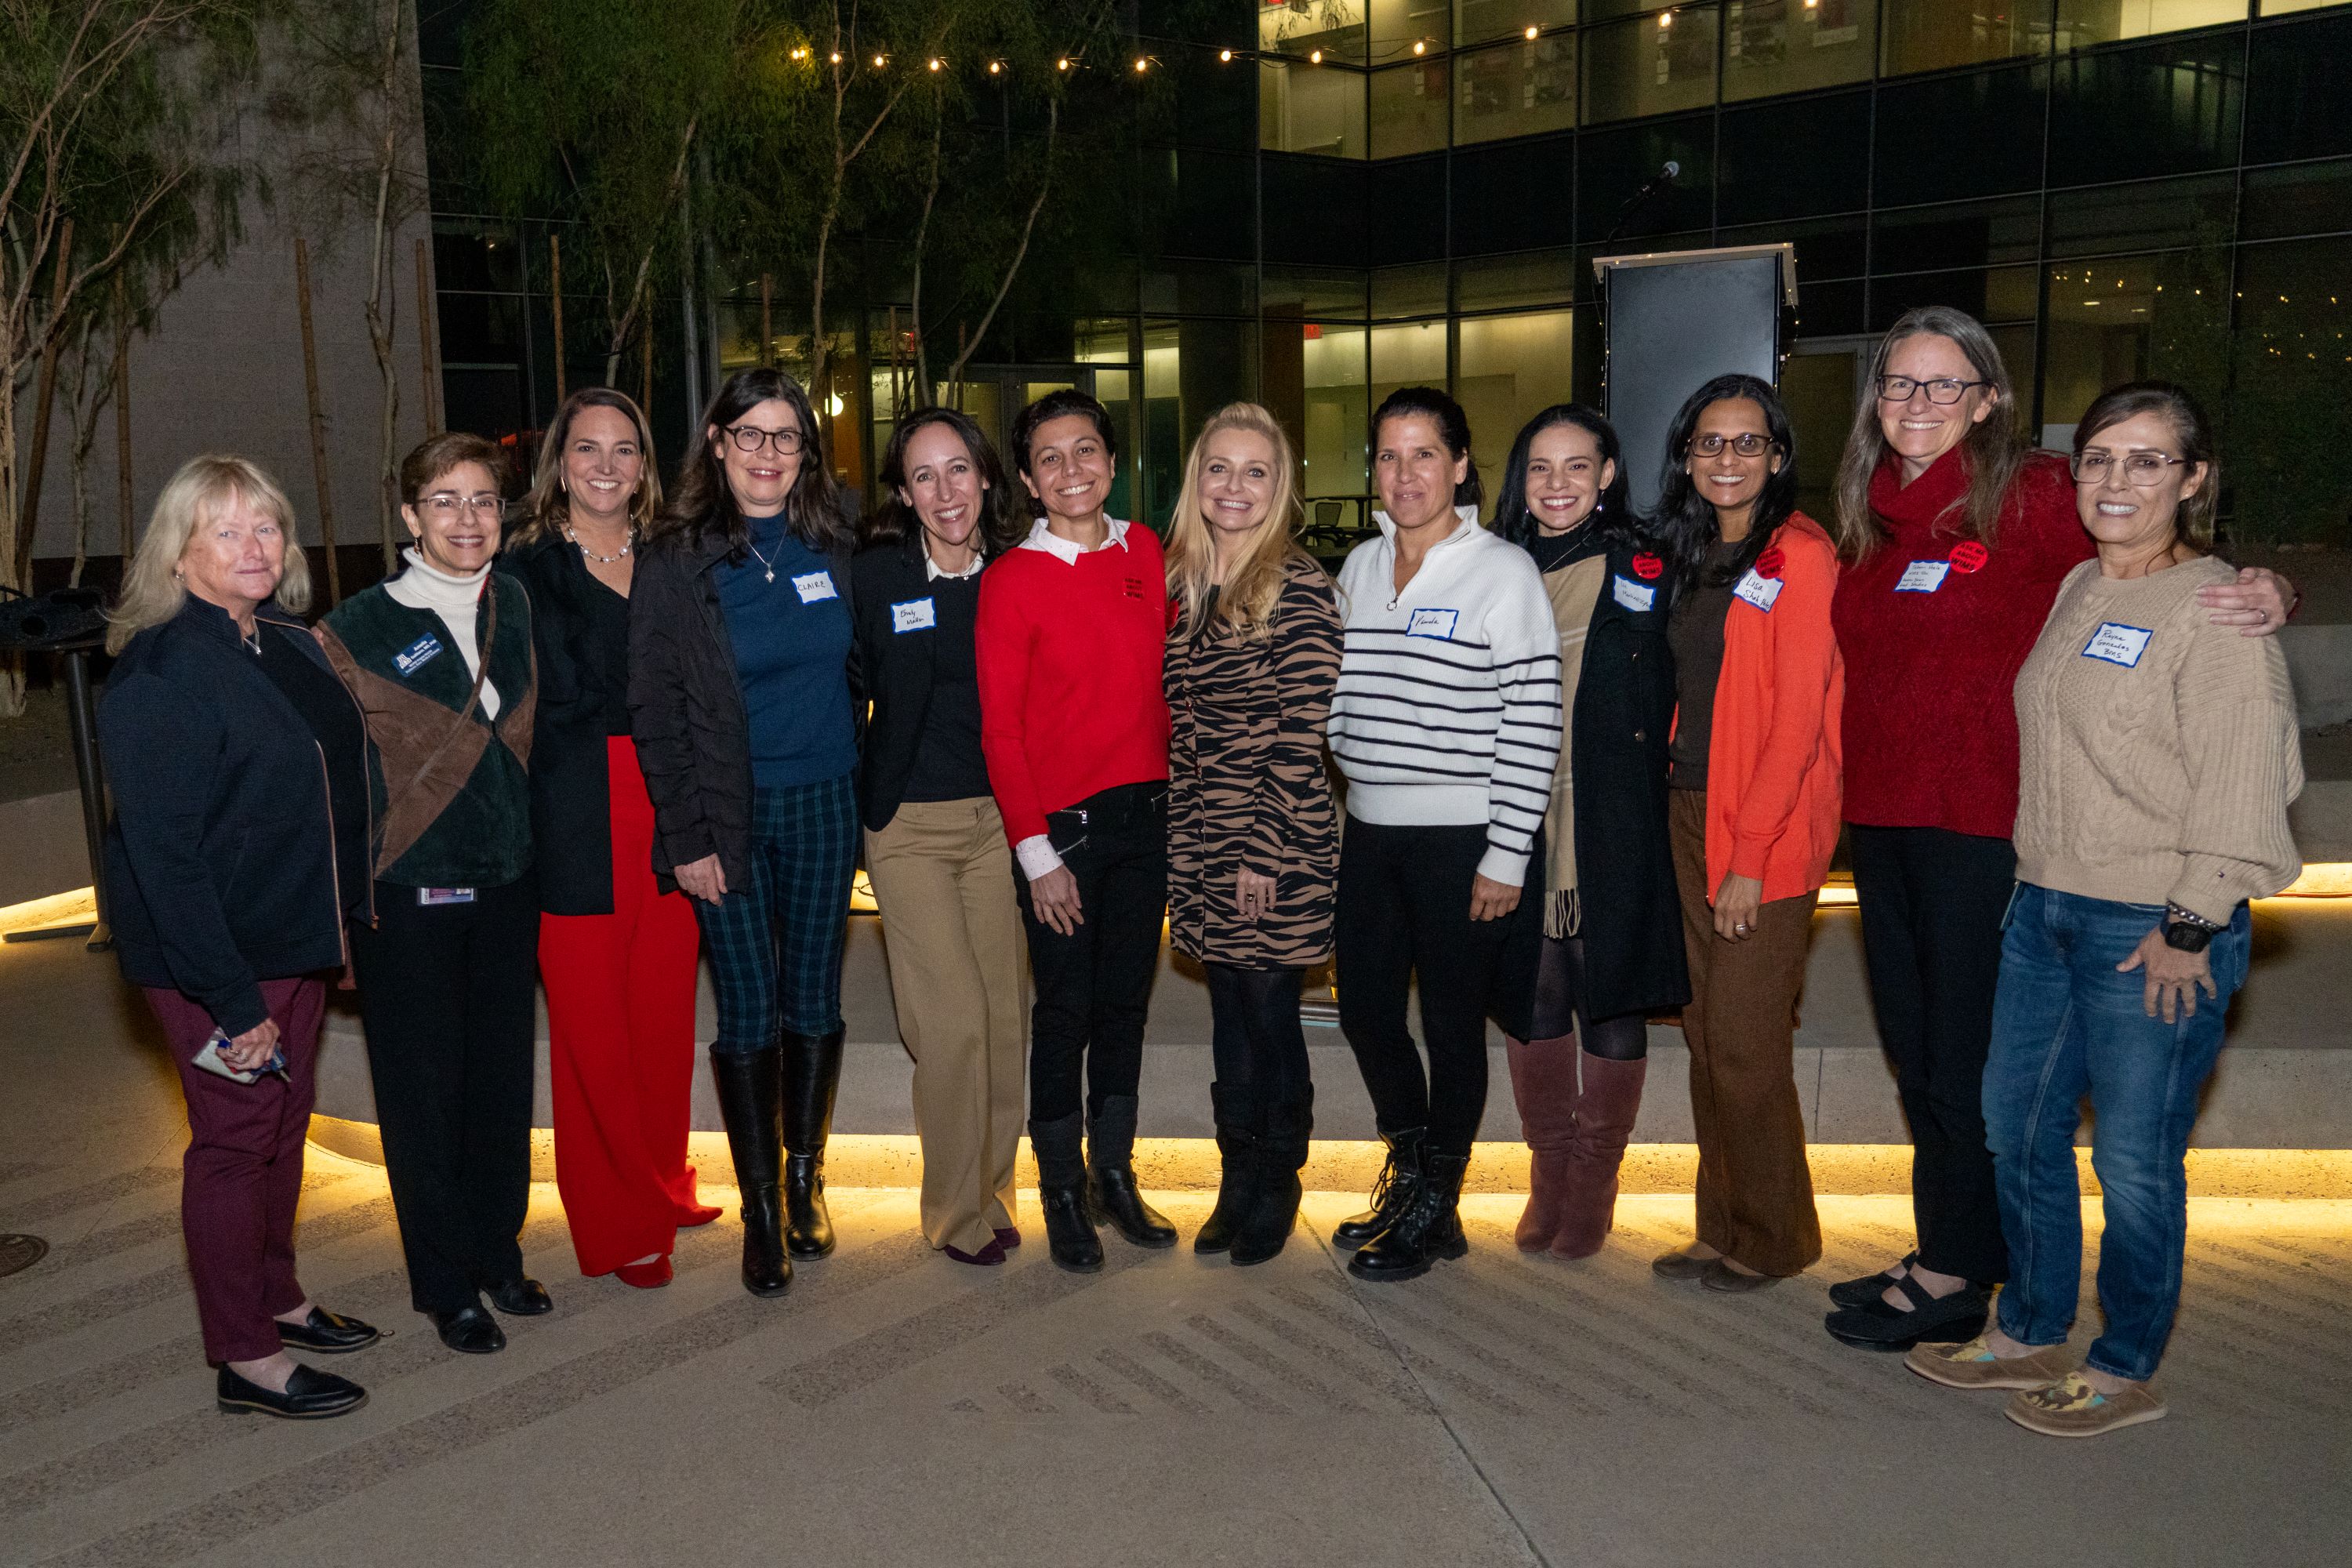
[1327,387,1565,1281]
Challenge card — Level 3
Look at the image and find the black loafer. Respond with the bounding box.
[276,1306,381,1354]
[430,1303,507,1354]
[485,1277,553,1316]
[1824,1276,1989,1351]
[1828,1252,1918,1309]
[217,1363,368,1419]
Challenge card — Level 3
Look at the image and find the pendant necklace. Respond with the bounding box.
[564,524,633,564]
[745,535,779,583]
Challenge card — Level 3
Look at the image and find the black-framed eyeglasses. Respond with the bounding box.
[725,423,805,455]
[1686,433,1777,459]
[2071,450,2189,487]
[1876,374,1988,405]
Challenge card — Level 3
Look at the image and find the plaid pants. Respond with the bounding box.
[695,771,859,1052]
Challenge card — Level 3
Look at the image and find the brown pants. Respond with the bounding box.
[1668,789,1823,1276]
[866,797,1029,1254]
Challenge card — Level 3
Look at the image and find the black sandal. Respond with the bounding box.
[1824,1273,1988,1352]
[1827,1251,1916,1308]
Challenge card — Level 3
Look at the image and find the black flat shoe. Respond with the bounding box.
[217,1363,368,1419]
[276,1306,381,1354]
[430,1303,507,1354]
[1825,1276,1989,1351]
[1828,1251,1917,1308]
[485,1277,553,1316]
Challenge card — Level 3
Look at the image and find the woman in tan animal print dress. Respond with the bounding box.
[1163,403,1343,1267]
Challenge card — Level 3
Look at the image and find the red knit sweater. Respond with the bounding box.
[1831,448,2090,840]
[975,523,1172,848]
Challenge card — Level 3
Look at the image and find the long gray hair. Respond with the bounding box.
[1831,306,2026,559]
[105,456,309,655]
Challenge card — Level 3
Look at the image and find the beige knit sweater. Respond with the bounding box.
[2013,556,2303,924]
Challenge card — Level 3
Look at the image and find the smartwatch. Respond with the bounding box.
[2162,902,2220,953]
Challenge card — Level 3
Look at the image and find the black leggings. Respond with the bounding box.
[1203,963,1312,1123]
[1526,933,1649,1060]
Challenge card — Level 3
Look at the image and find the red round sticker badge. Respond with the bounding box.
[1631,552,1664,581]
[1755,546,1785,579]
[1947,541,1989,575]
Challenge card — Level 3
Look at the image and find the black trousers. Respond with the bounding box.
[1015,782,1168,1123]
[1334,817,1512,1156]
[1203,964,1313,1127]
[1849,825,2015,1284]
[350,876,539,1312]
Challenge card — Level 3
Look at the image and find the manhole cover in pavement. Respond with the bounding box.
[0,1233,49,1279]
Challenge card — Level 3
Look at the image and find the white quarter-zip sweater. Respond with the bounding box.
[1329,506,1563,885]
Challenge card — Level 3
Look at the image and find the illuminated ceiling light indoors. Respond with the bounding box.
[1524,24,1539,38]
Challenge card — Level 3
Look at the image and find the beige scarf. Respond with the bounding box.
[1541,555,1606,939]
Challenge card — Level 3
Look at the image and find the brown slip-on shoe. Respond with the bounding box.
[1700,1258,1782,1293]
[1651,1247,1714,1280]
[2004,1374,2168,1438]
[1905,1335,2076,1392]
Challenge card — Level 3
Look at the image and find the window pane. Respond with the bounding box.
[1874,66,2048,205]
[1261,60,1367,158]
[1373,261,1451,318]
[1452,140,1576,255]
[1456,248,1579,311]
[2228,237,2352,546]
[2245,13,2352,163]
[1457,310,1575,503]
[1716,90,1872,223]
[1371,59,1452,158]
[2262,0,2350,11]
[1871,197,2042,274]
[1582,6,1721,126]
[1870,264,2038,332]
[1577,116,1714,241]
[1881,0,2047,76]
[1782,347,1862,524]
[1368,157,1449,264]
[1457,0,1577,47]
[2044,172,2236,256]
[1301,324,1370,499]
[2040,250,2232,441]
[2241,158,2352,241]
[1371,0,1454,54]
[1369,320,1449,397]
[1141,323,1182,524]
[1795,277,1867,336]
[1262,0,1368,62]
[2048,34,2242,184]
[1719,215,1869,278]
[1454,36,1577,144]
[1264,154,1369,264]
[2056,0,2251,45]
[1723,0,1877,102]
[1265,265,1372,318]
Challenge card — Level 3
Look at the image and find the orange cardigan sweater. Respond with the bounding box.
[1697,510,1845,903]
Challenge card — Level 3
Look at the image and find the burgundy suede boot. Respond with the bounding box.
[1551,1051,1646,1259]
[1505,1034,1581,1251]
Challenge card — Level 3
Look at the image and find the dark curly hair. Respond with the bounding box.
[648,367,848,554]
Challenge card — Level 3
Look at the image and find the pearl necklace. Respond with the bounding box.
[565,524,633,564]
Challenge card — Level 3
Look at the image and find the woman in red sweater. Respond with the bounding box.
[975,389,1175,1272]
[1823,307,2296,1350]
[1650,375,1843,1292]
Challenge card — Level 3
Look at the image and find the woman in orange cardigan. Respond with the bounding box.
[1648,375,1843,1290]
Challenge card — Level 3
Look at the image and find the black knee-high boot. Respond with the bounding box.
[782,1029,844,1258]
[710,1046,791,1297]
[1194,1082,1259,1255]
[1233,1083,1312,1267]
[1030,1109,1102,1272]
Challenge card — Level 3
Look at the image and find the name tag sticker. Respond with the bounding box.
[1896,561,1951,593]
[1406,607,1460,640]
[2082,622,2154,668]
[416,887,476,906]
[1733,569,1784,613]
[1611,575,1656,613]
[394,633,443,677]
[891,597,936,633]
[792,570,838,604]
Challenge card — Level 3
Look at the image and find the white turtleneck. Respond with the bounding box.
[386,546,501,718]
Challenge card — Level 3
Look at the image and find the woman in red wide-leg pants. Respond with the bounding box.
[511,391,720,1287]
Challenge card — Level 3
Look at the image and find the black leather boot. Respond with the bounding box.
[1332,1127,1426,1251]
[782,1028,844,1258]
[1348,1150,1471,1282]
[1232,1086,1312,1268]
[1030,1111,1102,1272]
[1087,1094,1178,1248]
[710,1047,791,1298]
[1193,1083,1259,1256]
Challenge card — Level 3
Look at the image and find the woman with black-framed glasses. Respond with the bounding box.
[1820,308,2296,1353]
[630,368,860,1299]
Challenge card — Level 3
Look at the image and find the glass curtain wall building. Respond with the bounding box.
[414,2,2352,542]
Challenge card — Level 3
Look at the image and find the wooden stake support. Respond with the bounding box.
[294,236,340,604]
[550,232,567,402]
[415,237,441,434]
[16,218,74,583]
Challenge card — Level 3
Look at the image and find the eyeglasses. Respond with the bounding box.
[1686,433,1777,459]
[421,494,503,517]
[2071,450,2190,487]
[1876,374,1988,405]
[726,423,805,456]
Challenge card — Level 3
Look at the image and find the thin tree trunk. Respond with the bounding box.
[295,236,340,604]
[603,117,696,389]
[907,99,942,408]
[641,300,654,424]
[760,273,772,368]
[14,218,75,587]
[550,230,567,400]
[359,0,408,571]
[66,316,102,590]
[414,236,439,434]
[678,160,701,443]
[113,270,132,562]
[947,98,1058,387]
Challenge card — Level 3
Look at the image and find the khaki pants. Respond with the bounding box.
[1668,789,1823,1276]
[866,797,1029,1254]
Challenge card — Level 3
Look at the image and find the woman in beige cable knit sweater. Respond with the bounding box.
[1907,383,2303,1438]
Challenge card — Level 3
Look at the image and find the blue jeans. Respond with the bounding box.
[1982,884,2250,1381]
[695,773,859,1051]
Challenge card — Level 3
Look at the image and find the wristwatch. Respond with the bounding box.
[2162,902,2221,953]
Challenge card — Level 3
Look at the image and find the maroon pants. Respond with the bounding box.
[147,977,326,1363]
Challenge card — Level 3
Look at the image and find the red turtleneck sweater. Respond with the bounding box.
[1831,448,2091,840]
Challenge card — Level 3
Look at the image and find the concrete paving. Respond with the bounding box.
[4,925,2351,1566]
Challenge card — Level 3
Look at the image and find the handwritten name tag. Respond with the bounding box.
[2082,622,2153,668]
[891,597,936,633]
[1733,568,1783,613]
[1612,575,1656,613]
[1406,608,1460,640]
[793,570,838,604]
[1896,561,1950,593]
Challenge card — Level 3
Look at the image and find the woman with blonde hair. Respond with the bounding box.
[1163,403,1342,1265]
[101,456,378,1417]
[506,389,720,1290]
